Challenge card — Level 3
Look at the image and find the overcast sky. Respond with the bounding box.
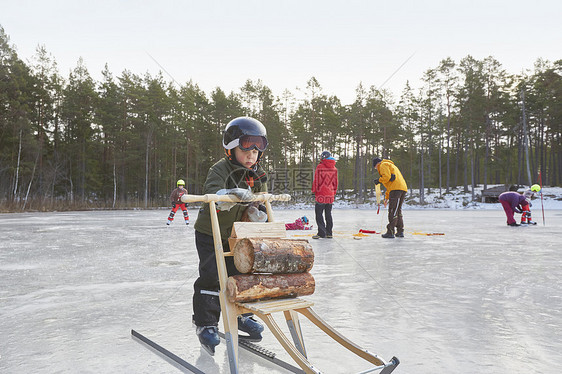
[1,0,561,104]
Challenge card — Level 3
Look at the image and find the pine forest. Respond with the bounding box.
[1,26,561,211]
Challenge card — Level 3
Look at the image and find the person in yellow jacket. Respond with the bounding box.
[373,157,408,238]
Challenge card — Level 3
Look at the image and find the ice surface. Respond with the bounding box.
[1,208,561,373]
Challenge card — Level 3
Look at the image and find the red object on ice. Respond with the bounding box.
[359,229,379,234]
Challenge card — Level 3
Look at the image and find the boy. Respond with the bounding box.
[167,179,189,225]
[520,184,541,225]
[192,117,268,355]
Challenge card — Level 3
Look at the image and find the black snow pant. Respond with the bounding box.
[192,230,241,327]
[387,190,406,234]
[315,203,333,238]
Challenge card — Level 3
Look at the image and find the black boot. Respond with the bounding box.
[381,231,395,238]
[507,222,520,227]
[395,231,404,238]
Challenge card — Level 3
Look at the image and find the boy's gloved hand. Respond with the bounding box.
[247,206,267,222]
[218,188,254,200]
[228,187,254,201]
[215,188,254,211]
[215,189,236,211]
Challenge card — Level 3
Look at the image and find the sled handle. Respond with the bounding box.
[181,193,291,204]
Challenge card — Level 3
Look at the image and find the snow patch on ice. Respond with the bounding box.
[274,185,562,210]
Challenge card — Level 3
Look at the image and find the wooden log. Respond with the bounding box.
[231,222,287,239]
[228,222,287,252]
[226,273,315,303]
[233,238,314,274]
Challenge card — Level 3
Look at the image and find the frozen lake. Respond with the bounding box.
[1,208,561,374]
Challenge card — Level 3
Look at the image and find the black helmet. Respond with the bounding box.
[223,117,268,151]
[320,151,331,160]
[223,117,268,162]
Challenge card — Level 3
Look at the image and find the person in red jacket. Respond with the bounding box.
[311,151,338,239]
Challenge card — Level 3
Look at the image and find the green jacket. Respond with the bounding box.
[194,158,267,240]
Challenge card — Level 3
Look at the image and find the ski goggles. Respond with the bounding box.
[238,135,268,152]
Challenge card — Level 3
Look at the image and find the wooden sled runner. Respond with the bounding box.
[181,192,400,374]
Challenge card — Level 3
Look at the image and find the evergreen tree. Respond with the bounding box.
[436,57,458,193]
[60,58,98,202]
[0,27,40,207]
[456,56,486,198]
[96,65,122,206]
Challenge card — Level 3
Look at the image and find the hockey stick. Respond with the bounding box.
[538,168,545,226]
[375,184,381,214]
[379,199,387,234]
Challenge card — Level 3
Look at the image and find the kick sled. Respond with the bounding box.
[135,192,399,374]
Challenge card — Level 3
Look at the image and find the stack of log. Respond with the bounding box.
[226,237,316,303]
